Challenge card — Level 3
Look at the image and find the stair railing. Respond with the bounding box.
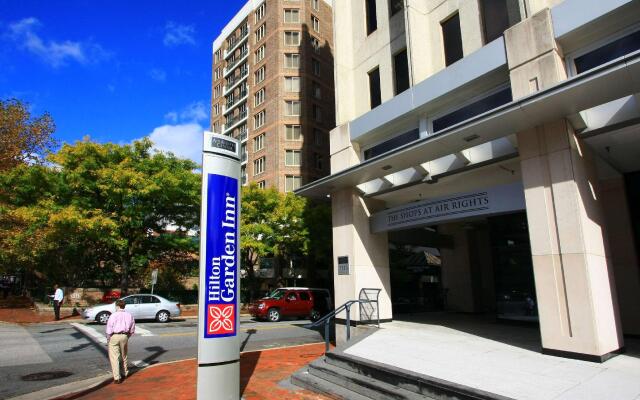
[306,288,381,353]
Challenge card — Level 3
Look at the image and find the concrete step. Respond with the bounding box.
[324,352,512,400]
[291,367,371,400]
[308,357,431,400]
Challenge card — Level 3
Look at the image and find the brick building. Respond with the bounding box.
[210,0,334,192]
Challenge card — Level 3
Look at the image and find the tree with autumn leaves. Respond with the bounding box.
[0,137,201,293]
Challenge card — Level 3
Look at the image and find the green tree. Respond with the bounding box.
[239,184,311,301]
[0,139,201,292]
[0,98,57,170]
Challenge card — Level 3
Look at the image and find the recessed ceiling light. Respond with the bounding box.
[463,134,480,142]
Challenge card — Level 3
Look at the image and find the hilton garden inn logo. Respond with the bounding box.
[204,174,238,338]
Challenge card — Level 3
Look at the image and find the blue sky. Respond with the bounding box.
[0,0,245,163]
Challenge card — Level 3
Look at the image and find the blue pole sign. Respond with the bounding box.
[204,174,238,338]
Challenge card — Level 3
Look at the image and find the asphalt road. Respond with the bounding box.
[0,316,325,399]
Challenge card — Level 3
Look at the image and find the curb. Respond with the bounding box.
[7,373,113,400]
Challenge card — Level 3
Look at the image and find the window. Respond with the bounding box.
[213,121,220,132]
[574,30,640,74]
[299,291,310,301]
[312,104,322,121]
[313,128,323,145]
[284,76,301,92]
[255,2,266,22]
[286,125,302,140]
[285,175,302,192]
[255,66,265,83]
[364,128,419,160]
[368,67,381,108]
[285,53,300,68]
[257,180,266,189]
[214,103,220,116]
[254,110,266,128]
[442,13,463,66]
[480,0,521,44]
[254,133,265,151]
[389,0,403,16]
[432,86,512,132]
[314,153,323,170]
[394,49,410,94]
[215,49,222,63]
[312,16,320,33]
[310,37,320,52]
[214,67,222,80]
[254,157,265,175]
[284,9,300,23]
[214,84,222,98]
[312,81,322,99]
[255,24,266,43]
[241,165,247,185]
[255,45,265,63]
[312,58,321,76]
[284,31,301,46]
[312,0,320,10]
[285,100,301,116]
[285,150,301,166]
[254,88,265,106]
[365,0,377,35]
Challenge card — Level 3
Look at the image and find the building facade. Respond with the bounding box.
[211,0,335,193]
[298,0,640,362]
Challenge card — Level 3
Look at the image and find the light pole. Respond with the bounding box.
[197,131,241,400]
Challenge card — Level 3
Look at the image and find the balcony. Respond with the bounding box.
[224,87,248,115]
[224,47,249,77]
[224,68,249,95]
[224,109,248,134]
[239,129,248,142]
[224,26,249,59]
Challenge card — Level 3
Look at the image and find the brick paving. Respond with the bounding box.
[69,343,335,400]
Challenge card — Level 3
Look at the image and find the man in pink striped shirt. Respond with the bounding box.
[106,299,136,383]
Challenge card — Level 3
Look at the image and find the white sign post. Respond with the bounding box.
[197,131,241,400]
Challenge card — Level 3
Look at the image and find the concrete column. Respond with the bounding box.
[506,9,623,360]
[330,123,392,344]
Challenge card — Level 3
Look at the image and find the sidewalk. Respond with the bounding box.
[0,306,199,324]
[54,343,334,400]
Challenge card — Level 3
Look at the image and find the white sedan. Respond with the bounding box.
[83,294,181,324]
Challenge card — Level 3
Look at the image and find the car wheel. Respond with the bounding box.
[156,310,170,323]
[96,311,111,325]
[267,308,280,322]
[310,309,321,322]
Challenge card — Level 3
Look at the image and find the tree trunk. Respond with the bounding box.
[120,256,129,295]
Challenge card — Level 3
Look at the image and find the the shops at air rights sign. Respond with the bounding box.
[370,183,526,233]
[204,174,238,338]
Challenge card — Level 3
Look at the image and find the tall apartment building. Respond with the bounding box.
[298,0,640,366]
[210,0,334,193]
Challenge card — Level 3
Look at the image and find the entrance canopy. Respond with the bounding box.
[296,51,640,199]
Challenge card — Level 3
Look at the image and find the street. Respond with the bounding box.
[0,316,325,399]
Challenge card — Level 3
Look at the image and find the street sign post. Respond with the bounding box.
[151,269,158,294]
[197,131,241,400]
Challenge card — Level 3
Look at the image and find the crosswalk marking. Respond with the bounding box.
[70,322,107,345]
[135,326,155,337]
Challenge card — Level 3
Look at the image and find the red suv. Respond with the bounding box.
[249,287,332,322]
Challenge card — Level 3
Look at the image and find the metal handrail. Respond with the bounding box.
[306,288,381,353]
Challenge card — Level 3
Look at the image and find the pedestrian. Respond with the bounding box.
[106,299,136,384]
[48,285,64,321]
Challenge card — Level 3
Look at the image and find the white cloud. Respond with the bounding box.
[163,22,196,47]
[145,123,204,164]
[6,17,110,68]
[164,101,208,124]
[149,68,167,82]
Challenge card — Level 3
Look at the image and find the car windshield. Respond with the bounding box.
[265,289,286,300]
